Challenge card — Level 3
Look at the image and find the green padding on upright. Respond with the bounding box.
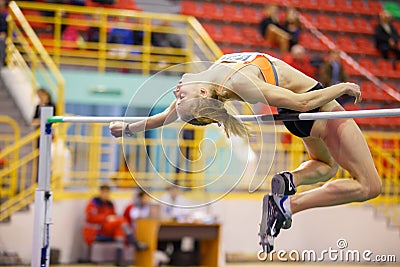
[47,116,64,123]
[384,2,400,18]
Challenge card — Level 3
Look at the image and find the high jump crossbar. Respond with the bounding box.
[47,108,400,124]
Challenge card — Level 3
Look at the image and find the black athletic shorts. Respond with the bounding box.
[277,83,323,138]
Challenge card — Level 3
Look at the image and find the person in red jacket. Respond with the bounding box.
[83,184,147,266]
[282,44,316,78]
[123,189,151,229]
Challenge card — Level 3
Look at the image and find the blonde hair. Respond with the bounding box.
[184,97,250,138]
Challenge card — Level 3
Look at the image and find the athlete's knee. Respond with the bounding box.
[367,177,382,200]
[368,185,381,199]
[327,161,339,178]
[358,179,382,201]
[319,160,338,181]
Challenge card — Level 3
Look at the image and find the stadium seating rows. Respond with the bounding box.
[181,0,400,129]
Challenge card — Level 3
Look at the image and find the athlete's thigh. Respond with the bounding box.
[312,102,379,185]
[302,136,334,166]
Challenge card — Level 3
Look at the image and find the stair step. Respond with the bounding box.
[0,76,32,137]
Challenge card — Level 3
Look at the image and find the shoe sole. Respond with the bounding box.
[259,194,274,253]
[271,174,293,230]
[271,174,286,196]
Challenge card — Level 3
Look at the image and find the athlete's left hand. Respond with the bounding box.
[109,121,125,137]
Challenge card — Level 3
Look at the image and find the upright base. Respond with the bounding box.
[31,107,53,267]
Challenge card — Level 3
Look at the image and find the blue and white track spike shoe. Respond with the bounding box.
[259,194,292,253]
[271,171,296,196]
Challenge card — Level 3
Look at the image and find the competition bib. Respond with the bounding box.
[216,52,277,64]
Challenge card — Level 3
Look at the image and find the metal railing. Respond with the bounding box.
[1,121,399,224]
[11,1,222,75]
[0,128,39,221]
[0,116,21,199]
[7,1,65,116]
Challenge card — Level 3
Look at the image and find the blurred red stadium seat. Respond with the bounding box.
[352,17,373,34]
[354,36,379,55]
[367,1,384,15]
[349,0,369,14]
[314,0,336,11]
[315,14,336,31]
[363,103,381,110]
[181,1,201,17]
[298,0,319,10]
[332,0,353,13]
[241,7,261,24]
[220,46,236,54]
[376,59,400,79]
[358,58,377,74]
[299,32,330,51]
[220,25,243,44]
[202,23,223,42]
[361,81,395,102]
[300,13,315,24]
[114,0,141,10]
[242,27,266,47]
[337,35,358,54]
[221,5,242,22]
[342,61,361,76]
[334,16,354,32]
[343,103,360,110]
[393,21,400,34]
[199,2,223,21]
[86,0,102,7]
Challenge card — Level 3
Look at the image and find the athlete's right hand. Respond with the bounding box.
[109,121,125,138]
[344,82,362,104]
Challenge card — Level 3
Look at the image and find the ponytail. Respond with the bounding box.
[220,110,249,138]
[185,98,250,138]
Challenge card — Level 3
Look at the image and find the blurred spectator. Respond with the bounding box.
[320,49,347,86]
[83,184,147,266]
[32,88,56,129]
[159,184,199,266]
[374,10,400,64]
[108,17,143,71]
[108,18,143,45]
[0,0,7,68]
[283,7,301,50]
[87,26,100,43]
[62,25,87,50]
[320,49,350,105]
[87,14,101,43]
[123,189,152,229]
[159,184,191,221]
[109,27,135,45]
[259,5,291,53]
[282,44,315,78]
[151,21,183,48]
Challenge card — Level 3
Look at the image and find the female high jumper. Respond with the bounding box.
[109,52,381,252]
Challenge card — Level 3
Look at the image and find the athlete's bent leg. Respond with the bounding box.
[291,137,339,186]
[289,113,381,214]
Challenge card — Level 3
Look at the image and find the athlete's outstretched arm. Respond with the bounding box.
[257,81,361,112]
[109,100,178,137]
